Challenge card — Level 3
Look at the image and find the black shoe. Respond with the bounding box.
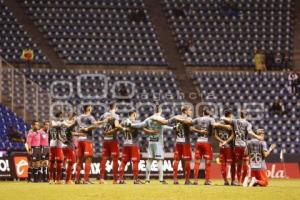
[134,179,145,184]
[224,182,230,186]
[75,180,81,184]
[160,180,168,184]
[82,180,94,184]
[184,180,192,185]
[193,181,199,185]
[173,180,179,185]
[204,181,212,185]
[145,180,150,184]
[118,180,126,184]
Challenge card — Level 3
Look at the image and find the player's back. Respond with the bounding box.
[247,139,267,170]
[193,116,215,142]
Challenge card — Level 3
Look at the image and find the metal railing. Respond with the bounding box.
[0,56,51,123]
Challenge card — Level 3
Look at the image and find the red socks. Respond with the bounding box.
[48,161,54,181]
[75,160,81,181]
[237,163,242,182]
[173,160,179,180]
[56,161,62,182]
[231,162,236,182]
[221,161,227,182]
[119,161,126,180]
[193,161,200,180]
[205,162,211,181]
[132,161,139,180]
[241,164,249,183]
[66,162,74,182]
[184,161,191,181]
[100,157,107,180]
[84,159,91,182]
[112,157,119,181]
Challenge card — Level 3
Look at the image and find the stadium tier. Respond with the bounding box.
[19,0,167,65]
[0,0,48,64]
[162,0,294,67]
[0,104,28,151]
[192,71,300,153]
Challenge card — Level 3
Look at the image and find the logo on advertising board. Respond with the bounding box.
[0,158,11,178]
[13,156,28,178]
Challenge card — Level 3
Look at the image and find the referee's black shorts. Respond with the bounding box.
[30,146,41,161]
[41,146,50,160]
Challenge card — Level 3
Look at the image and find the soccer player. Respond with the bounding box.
[62,113,78,184]
[39,121,49,182]
[76,105,107,184]
[48,111,65,184]
[214,111,235,185]
[130,105,173,184]
[191,108,216,185]
[169,105,194,185]
[222,110,263,185]
[244,129,276,187]
[119,111,158,184]
[99,102,122,184]
[26,120,41,182]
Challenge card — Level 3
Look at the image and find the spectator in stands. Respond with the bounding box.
[283,52,291,70]
[265,50,274,69]
[274,52,283,68]
[179,39,196,54]
[288,72,299,94]
[253,50,266,72]
[220,2,240,17]
[269,99,286,115]
[183,4,192,16]
[118,83,129,97]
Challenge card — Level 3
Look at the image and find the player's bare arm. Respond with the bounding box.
[190,127,208,135]
[214,130,225,143]
[143,128,159,135]
[223,130,234,146]
[173,116,193,126]
[213,123,232,131]
[249,131,264,141]
[263,144,276,158]
[151,117,168,125]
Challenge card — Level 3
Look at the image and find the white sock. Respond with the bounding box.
[158,160,164,181]
[146,159,153,181]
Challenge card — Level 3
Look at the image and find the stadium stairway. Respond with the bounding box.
[3,0,65,68]
[293,0,300,71]
[144,0,202,105]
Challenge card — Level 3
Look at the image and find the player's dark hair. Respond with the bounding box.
[129,111,136,116]
[71,112,77,117]
[31,120,38,125]
[109,102,116,110]
[54,111,63,118]
[155,103,161,113]
[224,109,232,117]
[240,110,247,118]
[203,107,210,115]
[83,105,91,112]
[181,105,190,113]
[42,121,49,125]
[256,129,265,135]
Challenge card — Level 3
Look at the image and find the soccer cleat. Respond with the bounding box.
[184,180,192,185]
[99,179,105,184]
[145,180,150,184]
[118,180,126,184]
[243,177,249,187]
[65,180,74,185]
[48,180,54,184]
[82,180,94,185]
[204,180,213,186]
[231,181,239,186]
[160,180,168,184]
[224,181,230,186]
[248,177,257,187]
[133,179,145,184]
[193,181,199,185]
[112,180,118,184]
[75,180,81,184]
[55,180,62,184]
[173,180,179,185]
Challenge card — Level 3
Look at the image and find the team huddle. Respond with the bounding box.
[26,103,275,187]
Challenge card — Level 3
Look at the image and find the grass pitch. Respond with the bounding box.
[0,179,299,200]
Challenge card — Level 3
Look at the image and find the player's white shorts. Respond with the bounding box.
[148,142,164,160]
